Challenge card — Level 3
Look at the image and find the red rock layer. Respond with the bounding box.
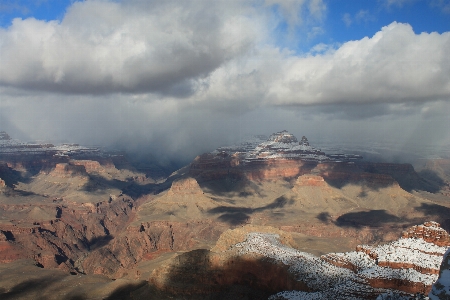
[294,174,327,187]
[167,177,203,196]
[81,220,226,277]
[367,278,429,295]
[0,197,136,272]
[403,221,450,247]
[49,163,87,177]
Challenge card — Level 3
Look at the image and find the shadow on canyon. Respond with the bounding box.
[87,234,114,251]
[414,203,450,232]
[316,210,406,228]
[0,275,73,300]
[417,169,447,193]
[321,162,445,194]
[0,166,33,187]
[80,174,175,200]
[0,249,305,300]
[334,210,402,228]
[208,195,294,226]
[316,202,450,231]
[198,176,267,199]
[131,249,303,300]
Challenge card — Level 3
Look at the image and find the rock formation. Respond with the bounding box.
[1,129,450,299]
[429,248,450,299]
[147,222,450,299]
[166,177,204,196]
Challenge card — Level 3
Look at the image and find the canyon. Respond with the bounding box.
[0,130,450,299]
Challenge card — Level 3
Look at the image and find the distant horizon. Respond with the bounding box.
[2,128,449,167]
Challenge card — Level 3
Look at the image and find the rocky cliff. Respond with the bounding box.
[148,222,450,299]
[429,247,450,299]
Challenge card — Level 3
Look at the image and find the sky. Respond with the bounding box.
[0,0,449,163]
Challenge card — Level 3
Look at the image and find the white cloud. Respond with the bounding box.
[0,1,449,160]
[1,1,449,113]
[0,0,259,95]
[264,22,450,106]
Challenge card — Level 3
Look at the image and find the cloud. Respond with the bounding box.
[264,0,326,27]
[431,0,450,14]
[2,0,447,110]
[264,22,450,106]
[383,0,417,8]
[0,0,259,96]
[342,13,352,27]
[0,1,449,162]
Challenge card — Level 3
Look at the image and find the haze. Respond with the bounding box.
[0,0,449,164]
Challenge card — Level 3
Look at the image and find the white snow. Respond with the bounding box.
[233,231,447,300]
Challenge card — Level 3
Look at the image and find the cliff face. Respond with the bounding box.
[166,177,203,196]
[148,222,450,299]
[189,151,424,190]
[81,220,226,277]
[0,196,136,272]
[429,248,450,299]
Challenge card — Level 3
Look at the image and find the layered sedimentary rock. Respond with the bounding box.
[402,221,450,247]
[190,131,427,186]
[49,163,88,178]
[147,223,450,299]
[0,194,137,272]
[167,177,204,196]
[274,222,450,299]
[82,220,226,277]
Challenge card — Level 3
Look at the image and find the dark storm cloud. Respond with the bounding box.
[0,0,449,162]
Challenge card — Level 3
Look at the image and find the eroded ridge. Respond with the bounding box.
[231,222,450,299]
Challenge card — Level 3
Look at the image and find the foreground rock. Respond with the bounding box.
[270,222,450,299]
[429,248,450,299]
[148,222,450,299]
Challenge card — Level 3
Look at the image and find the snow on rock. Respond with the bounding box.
[212,130,362,163]
[321,251,376,272]
[403,222,450,247]
[358,238,446,274]
[231,222,449,300]
[429,248,450,299]
[234,233,354,290]
[245,131,330,163]
[360,265,437,286]
[0,131,100,156]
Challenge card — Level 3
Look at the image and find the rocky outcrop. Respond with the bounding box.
[294,174,327,187]
[70,160,105,173]
[402,221,450,247]
[166,177,203,196]
[48,163,87,178]
[274,222,449,298]
[0,197,136,272]
[429,248,450,299]
[150,222,449,299]
[81,220,226,277]
[244,159,315,181]
[149,226,306,296]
